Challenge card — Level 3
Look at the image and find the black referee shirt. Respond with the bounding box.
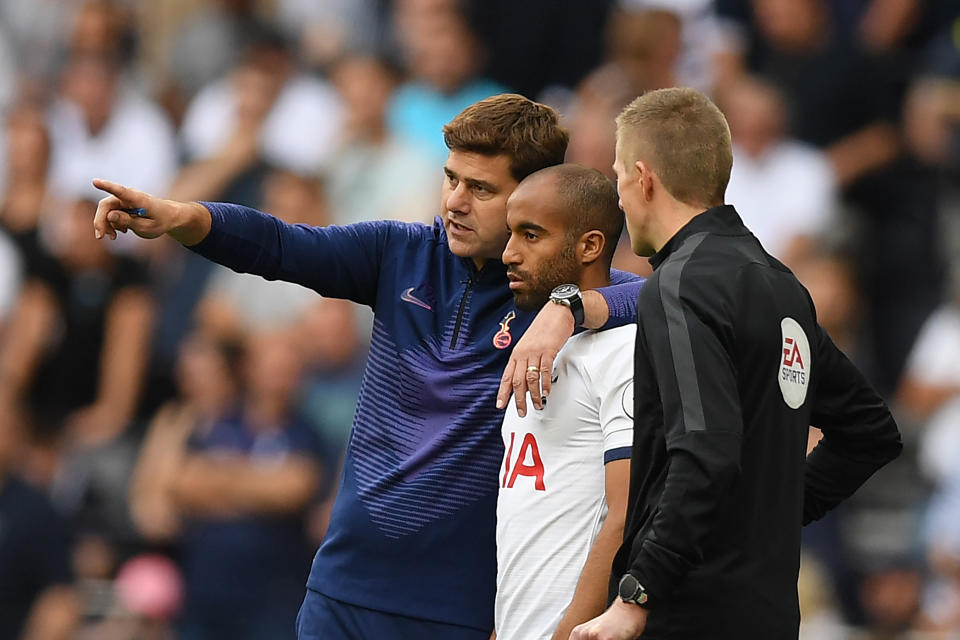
[611,205,902,639]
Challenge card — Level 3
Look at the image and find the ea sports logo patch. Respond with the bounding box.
[779,317,810,409]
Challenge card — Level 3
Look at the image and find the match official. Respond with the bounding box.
[572,88,902,639]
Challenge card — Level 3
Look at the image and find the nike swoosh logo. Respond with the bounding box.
[401,288,432,311]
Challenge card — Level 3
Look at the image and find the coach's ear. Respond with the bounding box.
[579,230,605,265]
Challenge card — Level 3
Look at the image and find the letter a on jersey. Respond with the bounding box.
[502,432,546,490]
[779,317,811,409]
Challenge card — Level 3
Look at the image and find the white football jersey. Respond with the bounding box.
[495,324,635,640]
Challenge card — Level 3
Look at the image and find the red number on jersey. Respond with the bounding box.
[502,432,546,491]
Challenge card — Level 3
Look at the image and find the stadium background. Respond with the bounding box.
[0,0,958,638]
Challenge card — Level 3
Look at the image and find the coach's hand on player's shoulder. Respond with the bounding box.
[92,179,211,245]
[497,301,574,417]
[569,600,647,640]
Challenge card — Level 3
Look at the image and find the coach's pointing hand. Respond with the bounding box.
[92,179,211,246]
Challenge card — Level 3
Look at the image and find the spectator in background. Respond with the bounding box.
[130,330,243,546]
[821,0,951,56]
[0,105,55,275]
[904,23,960,265]
[179,26,343,179]
[723,0,900,187]
[326,54,437,226]
[153,27,314,413]
[794,249,876,632]
[47,53,177,204]
[0,0,79,92]
[388,6,507,164]
[898,267,960,485]
[885,31,960,633]
[604,7,681,98]
[558,7,683,280]
[563,65,654,279]
[166,0,266,102]
[904,76,960,174]
[920,459,960,634]
[158,29,340,410]
[794,250,866,368]
[564,67,639,180]
[720,0,944,393]
[613,1,717,92]
[297,298,366,459]
[721,75,837,267]
[562,7,682,178]
[169,331,329,640]
[460,0,612,101]
[0,404,78,640]
[67,0,134,62]
[274,0,384,71]
[195,169,330,340]
[169,33,281,206]
[0,198,153,445]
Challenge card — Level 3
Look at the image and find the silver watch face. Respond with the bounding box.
[551,284,580,300]
[618,574,647,605]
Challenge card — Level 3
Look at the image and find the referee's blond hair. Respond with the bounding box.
[616,87,733,209]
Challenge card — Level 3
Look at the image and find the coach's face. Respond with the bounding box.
[443,150,519,268]
[502,179,581,311]
[614,141,655,256]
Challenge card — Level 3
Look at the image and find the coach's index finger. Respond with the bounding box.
[93,178,153,209]
[93,179,155,238]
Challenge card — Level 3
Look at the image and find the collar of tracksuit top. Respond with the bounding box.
[649,204,745,271]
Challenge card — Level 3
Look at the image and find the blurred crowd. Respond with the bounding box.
[0,0,957,638]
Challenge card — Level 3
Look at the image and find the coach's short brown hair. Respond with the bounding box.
[443,94,569,183]
[616,87,732,208]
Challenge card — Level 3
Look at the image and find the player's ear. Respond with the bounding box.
[579,230,605,265]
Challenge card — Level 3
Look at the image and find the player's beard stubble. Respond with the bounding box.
[508,244,581,312]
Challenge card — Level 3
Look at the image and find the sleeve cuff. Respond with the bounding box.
[604,446,632,464]
[597,279,644,328]
[629,538,693,606]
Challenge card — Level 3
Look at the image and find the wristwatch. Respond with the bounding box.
[618,573,650,608]
[549,284,585,328]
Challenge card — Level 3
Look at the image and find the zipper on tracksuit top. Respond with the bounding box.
[450,276,473,348]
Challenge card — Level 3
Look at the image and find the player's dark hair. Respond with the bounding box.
[443,94,569,182]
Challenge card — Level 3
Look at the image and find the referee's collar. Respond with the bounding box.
[649,204,745,270]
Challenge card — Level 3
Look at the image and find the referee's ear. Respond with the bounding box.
[634,160,656,202]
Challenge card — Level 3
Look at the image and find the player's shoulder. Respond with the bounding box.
[567,324,637,361]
